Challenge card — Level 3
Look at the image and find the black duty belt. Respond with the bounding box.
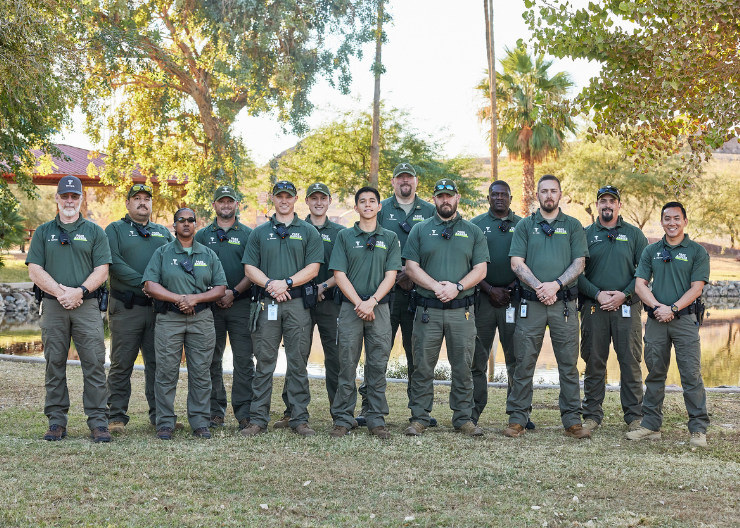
[520,286,578,303]
[167,303,211,315]
[258,286,303,299]
[111,288,153,307]
[43,290,100,301]
[584,294,638,306]
[417,295,474,310]
[322,287,335,300]
[337,292,390,304]
[645,304,693,319]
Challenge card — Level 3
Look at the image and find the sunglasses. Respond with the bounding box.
[175,217,196,224]
[273,182,296,193]
[597,186,620,200]
[435,184,455,192]
[131,184,152,194]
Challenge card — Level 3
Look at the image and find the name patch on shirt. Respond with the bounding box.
[321,234,332,243]
[228,237,241,245]
[289,233,303,240]
[375,240,388,250]
[554,228,567,235]
[73,234,88,241]
[455,230,468,238]
[616,234,628,242]
[151,232,165,238]
[194,260,207,267]
[412,214,424,222]
[676,252,688,262]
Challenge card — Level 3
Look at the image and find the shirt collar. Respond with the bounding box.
[210,218,241,232]
[534,208,565,223]
[487,209,515,222]
[305,215,331,230]
[391,194,423,210]
[272,213,299,228]
[432,212,461,226]
[55,214,85,231]
[663,233,691,248]
[173,238,203,254]
[124,214,149,228]
[351,221,383,236]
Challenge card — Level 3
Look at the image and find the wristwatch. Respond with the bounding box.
[456,282,464,292]
[231,288,240,298]
[286,277,294,289]
[671,304,679,314]
[555,279,564,290]
[79,285,89,297]
[322,283,328,291]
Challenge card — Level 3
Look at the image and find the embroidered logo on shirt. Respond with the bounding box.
[616,234,628,242]
[455,230,468,238]
[375,240,387,250]
[289,233,303,240]
[676,252,689,262]
[151,232,164,237]
[73,234,87,241]
[533,227,540,234]
[172,258,179,265]
[129,230,137,237]
[389,214,395,219]
[194,260,207,267]
[430,229,439,236]
[554,228,568,235]
[413,215,424,221]
[228,237,240,245]
[321,234,332,243]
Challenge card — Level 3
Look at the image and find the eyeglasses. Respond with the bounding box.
[435,184,455,192]
[273,182,296,193]
[175,217,196,224]
[131,184,152,193]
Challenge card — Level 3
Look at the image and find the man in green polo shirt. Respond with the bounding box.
[403,179,488,437]
[328,186,401,439]
[504,174,590,439]
[470,180,524,426]
[578,185,648,432]
[26,176,112,443]
[106,183,174,435]
[241,180,324,437]
[143,207,227,440]
[194,186,253,430]
[357,162,437,427]
[629,201,710,448]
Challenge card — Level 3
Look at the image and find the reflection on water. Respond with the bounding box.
[2,308,739,388]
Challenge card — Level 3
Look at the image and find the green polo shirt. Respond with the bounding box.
[378,194,436,252]
[306,215,345,285]
[635,234,710,306]
[26,214,112,288]
[105,215,173,298]
[402,213,489,300]
[470,209,521,287]
[142,238,227,295]
[508,208,589,292]
[194,218,252,290]
[329,221,402,297]
[578,216,648,300]
[241,213,324,280]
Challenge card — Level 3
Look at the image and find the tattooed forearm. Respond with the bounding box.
[557,257,586,286]
[511,258,542,290]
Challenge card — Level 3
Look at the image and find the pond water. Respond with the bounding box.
[1,307,739,388]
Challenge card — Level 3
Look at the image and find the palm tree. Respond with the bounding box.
[477,45,576,214]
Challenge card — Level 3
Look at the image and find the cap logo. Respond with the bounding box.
[315,184,320,189]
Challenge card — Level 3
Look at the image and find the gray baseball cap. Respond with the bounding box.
[393,163,417,178]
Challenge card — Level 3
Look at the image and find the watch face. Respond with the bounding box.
[457,283,463,291]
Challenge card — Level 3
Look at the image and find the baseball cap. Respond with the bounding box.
[596,185,620,201]
[57,175,82,195]
[214,185,238,201]
[433,179,459,196]
[306,182,331,197]
[272,180,297,197]
[127,183,153,199]
[393,163,417,178]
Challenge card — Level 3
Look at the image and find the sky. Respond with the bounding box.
[56,0,602,166]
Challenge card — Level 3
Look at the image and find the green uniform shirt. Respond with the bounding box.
[378,194,436,252]
[578,216,648,300]
[329,221,402,297]
[241,213,324,280]
[105,215,173,298]
[402,213,489,300]
[509,208,589,292]
[26,215,112,288]
[635,234,710,306]
[305,216,345,285]
[470,209,521,287]
[194,218,252,289]
[142,238,227,295]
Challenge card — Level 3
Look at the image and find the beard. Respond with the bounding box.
[539,199,558,213]
[217,208,235,219]
[399,184,412,198]
[60,204,81,219]
[436,201,457,219]
[600,209,614,223]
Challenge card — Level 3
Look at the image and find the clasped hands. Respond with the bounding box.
[57,285,84,310]
[433,281,459,304]
[595,290,627,311]
[265,279,292,303]
[175,294,198,315]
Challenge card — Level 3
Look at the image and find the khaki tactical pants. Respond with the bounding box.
[641,316,708,433]
[107,296,157,425]
[331,303,392,430]
[154,309,215,430]
[506,300,582,429]
[210,300,254,422]
[250,298,312,429]
[41,298,107,430]
[580,299,644,425]
[409,305,477,428]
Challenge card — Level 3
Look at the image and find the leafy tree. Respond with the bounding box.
[523,0,739,191]
[0,203,26,268]
[272,105,484,212]
[0,0,81,209]
[476,45,575,214]
[541,134,670,229]
[684,163,740,248]
[82,0,379,207]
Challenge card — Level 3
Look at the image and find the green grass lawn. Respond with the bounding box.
[0,258,30,283]
[1,361,739,526]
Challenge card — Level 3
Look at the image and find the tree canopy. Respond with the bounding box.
[82,0,380,207]
[523,0,740,190]
[272,105,484,212]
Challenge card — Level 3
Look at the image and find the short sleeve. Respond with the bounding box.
[635,246,653,281]
[328,232,349,273]
[385,232,402,272]
[401,223,422,263]
[91,224,112,267]
[569,219,589,259]
[242,228,261,267]
[690,247,710,283]
[303,225,324,266]
[508,218,529,258]
[142,247,164,284]
[193,227,207,245]
[471,225,490,266]
[25,226,46,267]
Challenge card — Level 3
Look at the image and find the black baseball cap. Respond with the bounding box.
[596,185,620,201]
[57,175,82,195]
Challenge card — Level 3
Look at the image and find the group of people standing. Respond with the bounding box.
[26,163,710,447]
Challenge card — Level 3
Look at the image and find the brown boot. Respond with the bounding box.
[565,423,592,439]
[457,421,484,437]
[502,423,525,438]
[90,426,112,443]
[241,424,267,437]
[404,421,425,436]
[273,415,291,429]
[43,424,67,441]
[109,421,125,434]
[370,426,391,440]
[209,416,225,428]
[293,423,316,436]
[329,425,349,438]
[175,421,185,431]
[238,418,251,430]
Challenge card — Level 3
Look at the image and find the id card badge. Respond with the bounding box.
[506,305,515,323]
[268,302,278,321]
[621,304,631,318]
[520,302,528,318]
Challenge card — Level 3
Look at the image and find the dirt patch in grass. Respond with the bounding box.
[1,361,739,527]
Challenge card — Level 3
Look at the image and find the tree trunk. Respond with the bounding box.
[369,0,383,188]
[484,0,497,181]
[521,155,535,215]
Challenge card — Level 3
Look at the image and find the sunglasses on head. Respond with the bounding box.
[131,184,152,194]
[175,217,196,224]
[597,186,620,200]
[435,184,455,192]
[273,182,296,193]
